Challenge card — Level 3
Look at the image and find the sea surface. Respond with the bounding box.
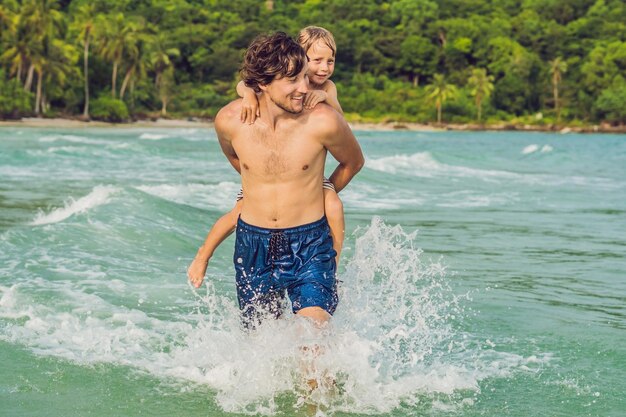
[0,127,624,417]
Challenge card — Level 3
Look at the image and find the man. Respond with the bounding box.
[215,32,364,328]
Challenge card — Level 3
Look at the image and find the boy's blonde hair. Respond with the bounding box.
[297,26,336,57]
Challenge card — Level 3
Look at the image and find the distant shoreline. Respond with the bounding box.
[1,117,625,134]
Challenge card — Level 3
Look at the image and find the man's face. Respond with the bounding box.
[262,63,309,114]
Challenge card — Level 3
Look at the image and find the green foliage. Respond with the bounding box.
[0,0,624,124]
[595,78,626,124]
[0,71,32,118]
[90,96,129,122]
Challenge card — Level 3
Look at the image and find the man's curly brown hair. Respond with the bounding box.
[240,32,307,93]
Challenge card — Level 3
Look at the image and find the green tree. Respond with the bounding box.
[581,41,626,96]
[148,32,180,113]
[0,7,29,82]
[468,68,494,122]
[549,57,567,122]
[425,74,458,124]
[98,13,145,98]
[158,66,175,116]
[20,0,66,114]
[595,77,626,124]
[70,3,99,118]
[398,35,437,86]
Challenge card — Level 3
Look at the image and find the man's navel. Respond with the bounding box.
[302,164,309,170]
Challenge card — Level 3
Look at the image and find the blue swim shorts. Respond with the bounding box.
[233,216,338,327]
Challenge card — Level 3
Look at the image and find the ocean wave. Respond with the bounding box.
[135,181,240,210]
[39,134,112,146]
[522,144,553,154]
[367,152,520,182]
[139,133,170,140]
[365,152,622,189]
[522,144,540,154]
[31,185,118,226]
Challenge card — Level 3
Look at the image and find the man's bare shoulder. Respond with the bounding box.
[215,100,243,132]
[306,103,343,130]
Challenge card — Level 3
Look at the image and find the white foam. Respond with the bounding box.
[39,134,112,146]
[367,152,441,176]
[139,133,170,140]
[367,152,520,183]
[541,144,553,153]
[31,185,118,225]
[522,144,539,154]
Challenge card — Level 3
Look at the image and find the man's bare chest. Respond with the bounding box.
[233,131,323,177]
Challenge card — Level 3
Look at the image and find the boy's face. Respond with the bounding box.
[306,40,335,87]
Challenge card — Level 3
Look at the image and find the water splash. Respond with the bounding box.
[0,217,545,416]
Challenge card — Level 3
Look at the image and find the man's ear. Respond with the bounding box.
[258,83,268,92]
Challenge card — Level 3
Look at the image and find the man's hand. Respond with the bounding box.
[304,90,327,109]
[187,255,209,288]
[240,91,260,124]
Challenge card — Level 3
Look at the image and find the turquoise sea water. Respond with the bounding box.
[0,127,624,417]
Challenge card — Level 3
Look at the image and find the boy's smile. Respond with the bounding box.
[306,41,335,87]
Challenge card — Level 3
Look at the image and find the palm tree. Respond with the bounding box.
[20,0,65,114]
[549,57,567,123]
[468,68,495,123]
[70,4,97,118]
[158,66,175,116]
[34,39,78,114]
[98,13,144,98]
[148,32,179,116]
[119,38,147,99]
[0,9,27,82]
[425,74,458,124]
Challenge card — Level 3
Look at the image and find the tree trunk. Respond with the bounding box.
[111,60,118,98]
[437,102,442,124]
[119,68,132,99]
[476,96,482,122]
[413,74,419,87]
[161,95,167,116]
[35,69,43,115]
[24,64,35,91]
[553,83,560,123]
[83,35,90,118]
[16,61,23,82]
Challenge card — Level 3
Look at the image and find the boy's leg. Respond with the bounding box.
[323,188,344,265]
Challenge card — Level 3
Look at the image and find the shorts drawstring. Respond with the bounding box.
[267,230,288,266]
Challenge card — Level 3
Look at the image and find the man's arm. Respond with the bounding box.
[215,104,242,174]
[317,107,364,192]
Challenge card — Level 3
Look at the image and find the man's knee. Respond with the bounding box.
[296,306,331,325]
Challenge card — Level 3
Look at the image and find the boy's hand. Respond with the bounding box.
[240,91,260,124]
[304,90,327,109]
[187,256,209,288]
